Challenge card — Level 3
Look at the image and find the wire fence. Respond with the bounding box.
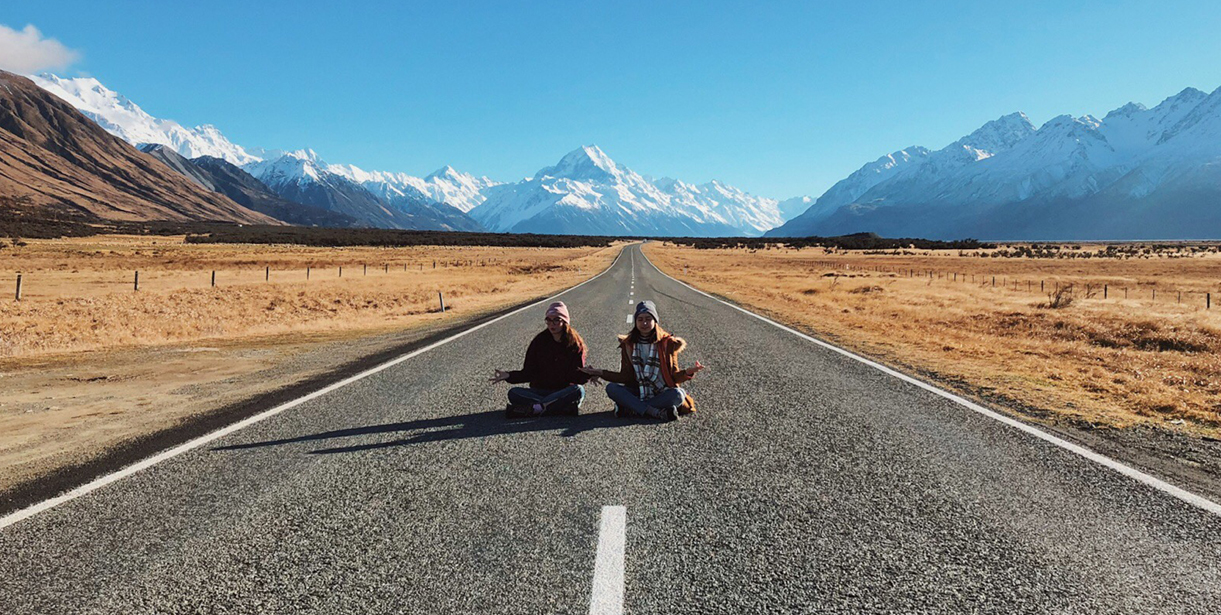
[852,262,1213,309]
[3,258,499,302]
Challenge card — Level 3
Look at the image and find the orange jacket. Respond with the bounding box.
[601,325,697,413]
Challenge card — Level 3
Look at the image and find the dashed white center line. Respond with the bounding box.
[589,505,626,615]
[626,314,632,324]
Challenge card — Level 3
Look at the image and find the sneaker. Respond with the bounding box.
[505,403,532,418]
[613,404,629,418]
[644,405,679,422]
[663,406,679,422]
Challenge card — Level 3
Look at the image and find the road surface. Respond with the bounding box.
[2,243,1220,613]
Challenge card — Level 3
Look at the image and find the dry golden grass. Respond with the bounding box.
[0,236,618,493]
[0,235,619,358]
[645,243,1221,436]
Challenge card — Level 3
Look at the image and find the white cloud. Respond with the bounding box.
[0,24,80,74]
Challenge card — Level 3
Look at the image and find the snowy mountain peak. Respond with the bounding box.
[30,72,261,166]
[1162,87,1208,107]
[426,165,459,179]
[539,145,621,181]
[245,151,325,183]
[965,112,1035,145]
[1039,114,1100,132]
[471,146,784,237]
[285,148,321,163]
[1104,102,1148,120]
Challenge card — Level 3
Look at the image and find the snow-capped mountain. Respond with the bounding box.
[138,144,359,227]
[470,146,782,236]
[653,177,784,235]
[769,87,1221,240]
[327,163,500,213]
[30,73,260,166]
[31,72,495,227]
[244,150,484,232]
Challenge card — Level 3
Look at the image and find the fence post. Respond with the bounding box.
[364,264,367,276]
[266,266,269,282]
[339,266,343,277]
[433,261,437,269]
[438,291,446,313]
[384,264,388,274]
[211,271,216,287]
[134,271,139,291]
[992,276,995,288]
[1104,284,1107,299]
[307,266,310,280]
[14,274,21,301]
[1209,293,1212,309]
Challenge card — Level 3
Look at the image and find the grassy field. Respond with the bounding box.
[645,242,1221,437]
[0,236,619,495]
[0,235,618,357]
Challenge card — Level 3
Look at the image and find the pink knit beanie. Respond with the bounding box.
[545,301,570,324]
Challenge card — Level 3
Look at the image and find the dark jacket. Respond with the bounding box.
[601,325,697,413]
[507,330,592,391]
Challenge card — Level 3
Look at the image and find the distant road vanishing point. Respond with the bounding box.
[2,244,1220,614]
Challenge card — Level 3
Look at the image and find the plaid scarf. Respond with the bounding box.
[631,341,665,400]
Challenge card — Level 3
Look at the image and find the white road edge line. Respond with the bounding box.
[638,247,1221,518]
[589,505,626,615]
[0,247,629,531]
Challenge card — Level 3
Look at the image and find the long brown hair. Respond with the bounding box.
[557,323,587,356]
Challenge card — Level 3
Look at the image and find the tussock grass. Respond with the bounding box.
[0,235,620,358]
[647,243,1221,435]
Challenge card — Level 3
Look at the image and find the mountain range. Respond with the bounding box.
[16,70,1221,239]
[0,70,275,225]
[243,150,483,232]
[138,145,358,227]
[30,73,261,166]
[469,145,784,236]
[28,73,790,236]
[769,88,1221,240]
[31,73,489,231]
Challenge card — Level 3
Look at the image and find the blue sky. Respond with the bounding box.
[6,1,1221,199]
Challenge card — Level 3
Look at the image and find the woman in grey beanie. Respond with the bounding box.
[581,300,704,421]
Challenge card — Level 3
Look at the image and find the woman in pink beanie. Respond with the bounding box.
[489,301,594,417]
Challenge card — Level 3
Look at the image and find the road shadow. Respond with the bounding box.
[212,408,640,455]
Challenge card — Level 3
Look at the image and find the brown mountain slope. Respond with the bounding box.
[0,70,277,224]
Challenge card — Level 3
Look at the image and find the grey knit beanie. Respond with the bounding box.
[634,300,659,323]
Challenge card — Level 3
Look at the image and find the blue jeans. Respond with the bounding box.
[507,385,585,414]
[605,383,685,417]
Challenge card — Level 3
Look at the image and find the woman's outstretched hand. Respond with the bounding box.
[685,361,706,377]
[489,369,511,384]
[579,366,602,376]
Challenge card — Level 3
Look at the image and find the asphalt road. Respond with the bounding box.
[2,243,1220,614]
